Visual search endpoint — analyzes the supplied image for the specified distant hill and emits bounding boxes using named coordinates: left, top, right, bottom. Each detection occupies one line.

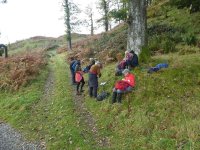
left=7, top=33, right=88, bottom=55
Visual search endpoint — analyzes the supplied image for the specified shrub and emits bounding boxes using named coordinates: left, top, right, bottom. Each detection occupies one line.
left=0, top=52, right=47, bottom=91
left=161, top=39, right=176, bottom=53
left=182, top=33, right=197, bottom=45
left=139, top=46, right=151, bottom=63
left=169, top=0, right=200, bottom=13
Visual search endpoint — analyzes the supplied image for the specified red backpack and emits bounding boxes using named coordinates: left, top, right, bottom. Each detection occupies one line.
left=114, top=80, right=130, bottom=90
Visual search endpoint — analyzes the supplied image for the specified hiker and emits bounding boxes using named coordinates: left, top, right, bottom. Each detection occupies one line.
left=124, top=51, right=133, bottom=68
left=69, top=57, right=77, bottom=85
left=115, top=53, right=126, bottom=76
left=115, top=59, right=126, bottom=76
left=124, top=50, right=139, bottom=69
left=129, top=50, right=139, bottom=68
left=112, top=69, right=135, bottom=103
left=75, top=62, right=85, bottom=95
left=88, top=61, right=102, bottom=98
left=83, top=58, right=95, bottom=73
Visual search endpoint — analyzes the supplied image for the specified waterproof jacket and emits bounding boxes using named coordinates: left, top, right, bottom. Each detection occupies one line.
left=89, top=64, right=101, bottom=77
left=70, top=60, right=76, bottom=71
left=122, top=73, right=135, bottom=87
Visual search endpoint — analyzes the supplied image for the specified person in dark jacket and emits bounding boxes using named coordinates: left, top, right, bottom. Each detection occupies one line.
left=125, top=50, right=139, bottom=69
left=69, top=57, right=77, bottom=85
left=88, top=61, right=102, bottom=98
left=130, top=50, right=139, bottom=68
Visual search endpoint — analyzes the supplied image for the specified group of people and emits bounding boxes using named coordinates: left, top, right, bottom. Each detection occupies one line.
left=70, top=57, right=102, bottom=97
left=115, top=50, right=138, bottom=76
left=69, top=50, right=138, bottom=104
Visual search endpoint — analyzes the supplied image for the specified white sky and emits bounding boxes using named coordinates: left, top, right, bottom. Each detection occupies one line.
left=0, top=0, right=100, bottom=44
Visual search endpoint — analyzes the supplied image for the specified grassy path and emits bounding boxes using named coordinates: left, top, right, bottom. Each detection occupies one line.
left=0, top=53, right=109, bottom=149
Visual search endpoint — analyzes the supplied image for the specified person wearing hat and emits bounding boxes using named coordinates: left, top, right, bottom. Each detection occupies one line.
left=112, top=69, right=135, bottom=103
left=88, top=61, right=102, bottom=98
left=83, top=59, right=96, bottom=73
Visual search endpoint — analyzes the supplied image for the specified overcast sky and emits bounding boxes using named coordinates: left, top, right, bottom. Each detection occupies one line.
left=0, top=0, right=100, bottom=44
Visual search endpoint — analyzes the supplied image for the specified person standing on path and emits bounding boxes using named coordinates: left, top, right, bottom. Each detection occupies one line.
left=88, top=61, right=102, bottom=98
left=75, top=61, right=85, bottom=95
left=69, top=57, right=77, bottom=85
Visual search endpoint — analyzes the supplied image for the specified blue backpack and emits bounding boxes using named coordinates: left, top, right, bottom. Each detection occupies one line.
left=156, top=63, right=168, bottom=69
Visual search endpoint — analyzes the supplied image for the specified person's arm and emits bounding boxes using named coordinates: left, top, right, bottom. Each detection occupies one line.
left=97, top=67, right=101, bottom=77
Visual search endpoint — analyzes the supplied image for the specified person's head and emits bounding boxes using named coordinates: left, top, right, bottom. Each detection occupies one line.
left=70, top=57, right=74, bottom=61
left=95, top=61, right=103, bottom=68
left=77, top=60, right=81, bottom=65
left=90, top=59, right=95, bottom=65
left=122, top=69, right=130, bottom=76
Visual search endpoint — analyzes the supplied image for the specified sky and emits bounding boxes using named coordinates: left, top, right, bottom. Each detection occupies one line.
left=0, top=0, right=100, bottom=44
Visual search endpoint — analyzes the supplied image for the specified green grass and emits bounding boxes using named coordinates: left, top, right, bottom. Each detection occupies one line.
left=0, top=53, right=93, bottom=149
left=84, top=53, right=200, bottom=149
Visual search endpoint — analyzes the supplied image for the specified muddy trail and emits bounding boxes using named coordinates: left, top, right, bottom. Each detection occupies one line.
left=72, top=84, right=111, bottom=149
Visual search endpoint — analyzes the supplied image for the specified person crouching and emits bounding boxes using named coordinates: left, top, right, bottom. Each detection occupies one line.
left=112, top=69, right=135, bottom=103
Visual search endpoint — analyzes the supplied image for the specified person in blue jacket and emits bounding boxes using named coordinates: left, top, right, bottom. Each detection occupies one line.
left=69, top=57, right=77, bottom=85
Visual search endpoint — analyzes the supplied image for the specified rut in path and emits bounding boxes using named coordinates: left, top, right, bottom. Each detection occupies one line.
left=72, top=84, right=111, bottom=149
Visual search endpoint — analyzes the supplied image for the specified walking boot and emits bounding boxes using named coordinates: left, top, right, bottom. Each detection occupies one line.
left=112, top=92, right=117, bottom=103
left=76, top=91, right=81, bottom=95
left=117, top=93, right=122, bottom=103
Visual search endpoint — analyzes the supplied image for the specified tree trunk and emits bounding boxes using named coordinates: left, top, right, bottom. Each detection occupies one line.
left=103, top=0, right=109, bottom=32
left=90, top=13, right=94, bottom=36
left=65, top=0, right=72, bottom=50
left=127, top=0, right=147, bottom=55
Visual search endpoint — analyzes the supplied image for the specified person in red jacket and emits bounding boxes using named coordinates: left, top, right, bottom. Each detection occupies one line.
left=112, top=69, right=135, bottom=103
left=75, top=62, right=85, bottom=95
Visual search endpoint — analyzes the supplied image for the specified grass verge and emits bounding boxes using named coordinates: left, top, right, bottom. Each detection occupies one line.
left=0, top=53, right=91, bottom=149
left=84, top=53, right=200, bottom=149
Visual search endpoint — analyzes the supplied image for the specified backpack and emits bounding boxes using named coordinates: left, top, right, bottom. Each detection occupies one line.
left=96, top=91, right=110, bottom=101
left=114, top=80, right=130, bottom=90
left=156, top=63, right=168, bottom=69
left=75, top=72, right=83, bottom=82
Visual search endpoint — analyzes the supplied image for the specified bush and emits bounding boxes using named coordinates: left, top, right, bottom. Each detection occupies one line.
left=169, top=0, right=200, bottom=13
left=161, top=39, right=176, bottom=53
left=0, top=52, right=47, bottom=91
left=182, top=33, right=197, bottom=45
left=139, top=46, right=151, bottom=63
left=148, top=35, right=162, bottom=54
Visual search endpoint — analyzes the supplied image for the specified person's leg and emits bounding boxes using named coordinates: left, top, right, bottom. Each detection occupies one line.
left=76, top=82, right=81, bottom=95
left=112, top=88, right=117, bottom=103
left=80, top=78, right=85, bottom=92
left=93, top=86, right=98, bottom=98
left=89, top=87, right=93, bottom=97
left=117, top=93, right=122, bottom=103
left=112, top=92, right=117, bottom=103
left=70, top=70, right=74, bottom=84
left=71, top=71, right=76, bottom=84
left=116, top=89, right=123, bottom=103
